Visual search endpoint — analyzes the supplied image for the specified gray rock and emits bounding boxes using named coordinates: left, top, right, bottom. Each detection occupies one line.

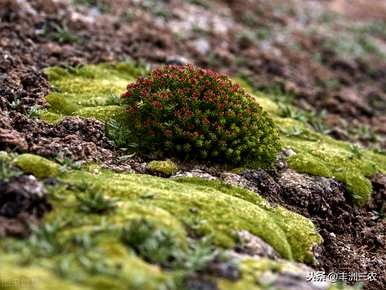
left=236, top=230, right=281, bottom=260
left=193, top=38, right=210, bottom=54
left=166, top=55, right=190, bottom=65
left=172, top=169, right=216, bottom=180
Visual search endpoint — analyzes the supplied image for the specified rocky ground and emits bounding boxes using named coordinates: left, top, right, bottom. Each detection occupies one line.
left=0, top=1, right=385, bottom=290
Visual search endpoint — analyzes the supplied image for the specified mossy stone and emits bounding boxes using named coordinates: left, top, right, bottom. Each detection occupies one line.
left=146, top=160, right=178, bottom=177
left=13, top=154, right=61, bottom=178
left=58, top=168, right=322, bottom=263
left=287, top=153, right=333, bottom=178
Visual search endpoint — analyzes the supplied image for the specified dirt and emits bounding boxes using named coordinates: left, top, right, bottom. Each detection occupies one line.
left=0, top=0, right=385, bottom=289
left=239, top=169, right=386, bottom=290
left=1, top=0, right=385, bottom=151
left=0, top=175, right=52, bottom=237
left=329, top=0, right=386, bottom=20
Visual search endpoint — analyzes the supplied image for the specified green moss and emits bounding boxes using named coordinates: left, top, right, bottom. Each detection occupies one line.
left=335, top=172, right=372, bottom=206
left=9, top=63, right=374, bottom=289
left=42, top=64, right=139, bottom=147
left=219, top=258, right=282, bottom=290
left=282, top=128, right=385, bottom=205
left=41, top=62, right=386, bottom=204
left=174, top=177, right=322, bottom=263
left=0, top=153, right=22, bottom=181
left=45, top=93, right=80, bottom=115
left=249, top=89, right=385, bottom=206
left=287, top=153, right=333, bottom=178
left=38, top=110, right=65, bottom=124
left=41, top=63, right=386, bottom=204
left=146, top=160, right=178, bottom=177
left=0, top=249, right=174, bottom=290
left=13, top=154, right=61, bottom=178
left=253, top=92, right=280, bottom=114
left=76, top=106, right=124, bottom=123
left=235, top=81, right=385, bottom=205
left=268, top=113, right=385, bottom=206
left=0, top=260, right=90, bottom=290
left=14, top=62, right=382, bottom=290
left=57, top=168, right=321, bottom=263
left=0, top=159, right=323, bottom=289
left=43, top=64, right=136, bottom=124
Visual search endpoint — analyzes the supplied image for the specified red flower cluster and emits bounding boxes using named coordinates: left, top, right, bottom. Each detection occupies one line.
left=121, top=64, right=281, bottom=165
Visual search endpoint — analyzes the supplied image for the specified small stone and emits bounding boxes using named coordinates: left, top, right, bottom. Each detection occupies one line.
left=172, top=169, right=216, bottom=180
left=236, top=230, right=281, bottom=260
left=283, top=148, right=296, bottom=157
left=193, top=38, right=210, bottom=54
left=166, top=55, right=190, bottom=65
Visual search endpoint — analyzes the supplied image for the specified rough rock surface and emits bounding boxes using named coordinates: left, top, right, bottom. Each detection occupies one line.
left=0, top=175, right=51, bottom=237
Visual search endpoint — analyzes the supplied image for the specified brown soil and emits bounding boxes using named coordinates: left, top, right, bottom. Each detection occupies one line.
left=241, top=169, right=386, bottom=290
left=1, top=0, right=385, bottom=150
left=329, top=0, right=386, bottom=20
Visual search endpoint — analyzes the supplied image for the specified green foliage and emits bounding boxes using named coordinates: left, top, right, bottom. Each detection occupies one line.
left=371, top=201, right=385, bottom=222
left=122, top=65, right=281, bottom=166
left=57, top=167, right=322, bottom=263
left=28, top=105, right=44, bottom=118
left=121, top=218, right=229, bottom=273
left=106, top=117, right=136, bottom=149
left=178, top=237, right=218, bottom=273
left=356, top=20, right=386, bottom=39
left=0, top=154, right=324, bottom=289
left=121, top=218, right=185, bottom=267
left=356, top=125, right=379, bottom=142
left=146, top=160, right=178, bottom=177
left=0, top=157, right=21, bottom=182
left=76, top=190, right=117, bottom=214
left=278, top=104, right=330, bottom=134
left=42, top=64, right=139, bottom=132
left=52, top=23, right=80, bottom=44
left=27, top=217, right=69, bottom=257
left=349, top=144, right=364, bottom=159
left=9, top=97, right=21, bottom=109
left=53, top=155, right=82, bottom=172
left=187, top=0, right=211, bottom=8
left=39, top=62, right=386, bottom=205
left=39, top=21, right=81, bottom=44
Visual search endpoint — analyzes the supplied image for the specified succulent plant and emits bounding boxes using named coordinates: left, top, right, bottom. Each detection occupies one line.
left=122, top=64, right=281, bottom=166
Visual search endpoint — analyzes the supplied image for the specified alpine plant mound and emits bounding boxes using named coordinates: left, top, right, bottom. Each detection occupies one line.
left=121, top=65, right=281, bottom=166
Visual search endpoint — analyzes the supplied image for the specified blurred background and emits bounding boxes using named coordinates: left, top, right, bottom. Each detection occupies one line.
left=1, top=0, right=386, bottom=150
